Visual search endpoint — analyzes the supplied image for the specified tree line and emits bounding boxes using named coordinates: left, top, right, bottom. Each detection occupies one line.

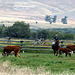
left=0, top=21, right=74, bottom=40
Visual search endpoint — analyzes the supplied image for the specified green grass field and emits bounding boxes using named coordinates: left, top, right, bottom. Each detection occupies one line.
left=0, top=52, right=75, bottom=74
left=0, top=39, right=75, bottom=74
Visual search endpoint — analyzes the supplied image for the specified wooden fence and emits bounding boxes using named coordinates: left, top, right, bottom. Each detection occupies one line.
left=0, top=38, right=75, bottom=53
left=0, top=38, right=52, bottom=53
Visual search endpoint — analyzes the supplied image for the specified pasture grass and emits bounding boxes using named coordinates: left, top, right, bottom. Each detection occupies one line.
left=0, top=52, right=75, bottom=74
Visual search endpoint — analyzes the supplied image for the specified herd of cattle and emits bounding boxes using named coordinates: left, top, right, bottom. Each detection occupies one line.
left=1, top=44, right=75, bottom=57
left=52, top=40, right=75, bottom=57
left=59, top=45, right=75, bottom=57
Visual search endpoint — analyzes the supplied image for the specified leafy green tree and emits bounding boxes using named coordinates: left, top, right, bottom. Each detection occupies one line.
left=64, top=33, right=74, bottom=40
left=32, top=32, right=37, bottom=39
left=37, top=29, right=49, bottom=40
left=0, top=27, right=3, bottom=37
left=3, top=21, right=31, bottom=38
left=0, top=24, right=6, bottom=37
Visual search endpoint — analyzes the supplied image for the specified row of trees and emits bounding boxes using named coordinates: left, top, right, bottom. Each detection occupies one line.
left=0, top=21, right=30, bottom=38
left=32, top=30, right=74, bottom=40
left=45, top=15, right=67, bottom=24
left=0, top=21, right=74, bottom=40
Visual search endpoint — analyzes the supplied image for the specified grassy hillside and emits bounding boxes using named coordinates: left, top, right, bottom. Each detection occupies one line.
left=0, top=0, right=75, bottom=27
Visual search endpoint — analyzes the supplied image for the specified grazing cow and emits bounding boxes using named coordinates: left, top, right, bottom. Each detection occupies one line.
left=59, top=47, right=71, bottom=57
left=2, top=45, right=21, bottom=57
left=66, top=45, right=75, bottom=53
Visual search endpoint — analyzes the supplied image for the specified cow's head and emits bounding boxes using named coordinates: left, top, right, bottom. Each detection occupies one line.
left=2, top=52, right=7, bottom=57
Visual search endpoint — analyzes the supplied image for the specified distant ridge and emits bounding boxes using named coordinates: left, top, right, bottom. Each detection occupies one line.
left=0, top=0, right=75, bottom=28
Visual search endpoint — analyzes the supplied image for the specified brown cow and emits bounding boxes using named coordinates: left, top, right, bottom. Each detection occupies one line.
left=66, top=45, right=75, bottom=53
left=2, top=45, right=21, bottom=57
left=59, top=47, right=71, bottom=57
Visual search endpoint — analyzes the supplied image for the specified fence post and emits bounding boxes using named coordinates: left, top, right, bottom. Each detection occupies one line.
left=7, top=37, right=11, bottom=43
left=74, top=41, right=75, bottom=44
left=20, top=41, right=24, bottom=53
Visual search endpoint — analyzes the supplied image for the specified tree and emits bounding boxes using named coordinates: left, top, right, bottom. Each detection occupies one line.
left=3, top=21, right=31, bottom=38
left=0, top=24, right=6, bottom=37
left=32, top=32, right=37, bottom=39
left=37, top=29, right=49, bottom=40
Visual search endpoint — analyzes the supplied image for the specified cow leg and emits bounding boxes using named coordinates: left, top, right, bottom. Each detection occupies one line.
left=74, top=50, right=75, bottom=53
left=59, top=50, right=62, bottom=57
left=14, top=52, right=17, bottom=57
left=17, top=51, right=20, bottom=57
left=69, top=53, right=71, bottom=57
left=65, top=53, right=67, bottom=57
left=18, top=53, right=20, bottom=57
left=7, top=53, right=9, bottom=56
left=67, top=52, right=71, bottom=57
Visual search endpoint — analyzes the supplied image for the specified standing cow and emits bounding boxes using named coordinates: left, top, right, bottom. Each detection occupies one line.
left=66, top=45, right=75, bottom=53
left=59, top=47, right=71, bottom=57
left=2, top=45, right=21, bottom=57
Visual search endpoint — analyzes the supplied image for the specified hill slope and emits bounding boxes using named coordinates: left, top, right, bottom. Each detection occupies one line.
left=0, top=0, right=75, bottom=28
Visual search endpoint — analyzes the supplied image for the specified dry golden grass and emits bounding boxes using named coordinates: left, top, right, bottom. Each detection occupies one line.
left=0, top=61, right=50, bottom=75
left=0, top=60, right=75, bottom=75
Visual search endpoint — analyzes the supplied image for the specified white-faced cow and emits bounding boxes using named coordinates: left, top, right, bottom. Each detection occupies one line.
left=2, top=45, right=21, bottom=57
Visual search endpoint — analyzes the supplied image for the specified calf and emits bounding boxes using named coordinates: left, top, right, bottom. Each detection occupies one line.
left=59, top=47, right=71, bottom=57
left=2, top=45, right=21, bottom=57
